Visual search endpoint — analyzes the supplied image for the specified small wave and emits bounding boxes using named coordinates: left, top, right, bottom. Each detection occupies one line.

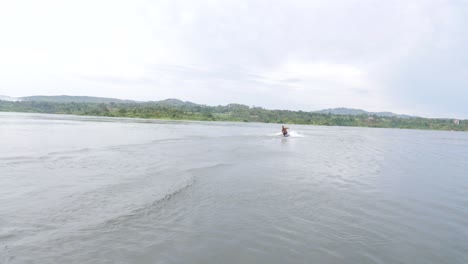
left=150, top=137, right=203, bottom=144
left=186, top=162, right=233, bottom=173
left=8, top=173, right=197, bottom=247
left=89, top=162, right=233, bottom=229
left=47, top=148, right=91, bottom=156
left=1, top=245, right=15, bottom=264
left=100, top=176, right=196, bottom=227
left=0, top=149, right=92, bottom=165
left=0, top=156, right=35, bottom=162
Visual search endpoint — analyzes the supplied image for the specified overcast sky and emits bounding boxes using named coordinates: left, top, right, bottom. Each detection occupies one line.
left=1, top=0, right=467, bottom=118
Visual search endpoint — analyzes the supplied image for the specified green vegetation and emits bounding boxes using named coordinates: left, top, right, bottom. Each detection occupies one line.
left=0, top=100, right=466, bottom=131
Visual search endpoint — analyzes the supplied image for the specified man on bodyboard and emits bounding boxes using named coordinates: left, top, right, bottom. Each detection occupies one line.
left=282, top=126, right=289, bottom=137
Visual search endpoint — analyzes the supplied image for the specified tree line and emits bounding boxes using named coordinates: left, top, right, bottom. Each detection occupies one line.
left=0, top=100, right=466, bottom=131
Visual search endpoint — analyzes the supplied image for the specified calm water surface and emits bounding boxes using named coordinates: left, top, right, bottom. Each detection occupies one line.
left=1, top=112, right=467, bottom=264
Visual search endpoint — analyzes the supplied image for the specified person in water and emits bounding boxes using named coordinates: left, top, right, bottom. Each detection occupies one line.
left=282, top=126, right=289, bottom=136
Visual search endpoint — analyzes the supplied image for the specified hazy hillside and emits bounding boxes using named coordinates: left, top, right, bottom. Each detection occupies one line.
left=147, top=98, right=199, bottom=107
left=315, top=108, right=416, bottom=118
left=0, top=95, right=441, bottom=120
left=18, top=95, right=199, bottom=107
left=19, top=95, right=136, bottom=104
left=0, top=95, right=21, bottom=102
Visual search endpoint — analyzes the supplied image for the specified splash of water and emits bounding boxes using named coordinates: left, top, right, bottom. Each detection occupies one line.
left=271, top=131, right=304, bottom=137
left=287, top=131, right=304, bottom=137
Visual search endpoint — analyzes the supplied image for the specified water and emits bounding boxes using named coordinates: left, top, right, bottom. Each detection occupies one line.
left=1, top=112, right=467, bottom=264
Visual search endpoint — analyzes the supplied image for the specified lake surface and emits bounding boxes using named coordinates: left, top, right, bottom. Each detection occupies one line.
left=1, top=112, right=467, bottom=264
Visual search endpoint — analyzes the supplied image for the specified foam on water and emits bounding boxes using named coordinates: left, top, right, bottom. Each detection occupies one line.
left=271, top=131, right=305, bottom=137
left=287, top=131, right=304, bottom=137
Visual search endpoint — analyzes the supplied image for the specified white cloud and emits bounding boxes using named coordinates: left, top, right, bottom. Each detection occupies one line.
left=0, top=0, right=467, bottom=117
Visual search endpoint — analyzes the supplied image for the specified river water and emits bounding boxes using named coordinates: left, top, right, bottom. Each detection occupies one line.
left=1, top=112, right=467, bottom=264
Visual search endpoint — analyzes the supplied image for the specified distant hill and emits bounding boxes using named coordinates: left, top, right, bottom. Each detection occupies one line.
left=149, top=98, right=198, bottom=107
left=0, top=95, right=21, bottom=102
left=0, top=95, right=417, bottom=118
left=18, top=95, right=199, bottom=107
left=315, top=108, right=416, bottom=118
left=19, top=95, right=136, bottom=104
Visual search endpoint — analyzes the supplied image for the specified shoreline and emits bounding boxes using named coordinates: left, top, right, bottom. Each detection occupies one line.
left=1, top=110, right=466, bottom=133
